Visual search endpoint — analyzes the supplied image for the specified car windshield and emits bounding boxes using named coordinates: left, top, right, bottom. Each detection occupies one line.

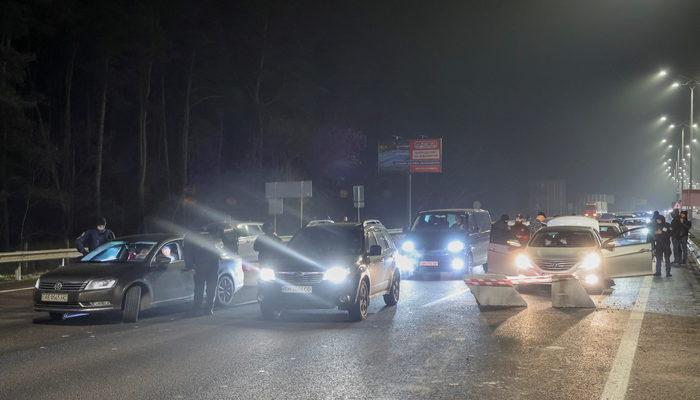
left=412, top=212, right=467, bottom=231
left=81, top=241, right=158, bottom=263
left=599, top=226, right=621, bottom=238
left=288, top=226, right=363, bottom=256
left=530, top=230, right=595, bottom=248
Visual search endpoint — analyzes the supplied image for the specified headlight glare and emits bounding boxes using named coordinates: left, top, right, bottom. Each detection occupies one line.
left=259, top=268, right=275, bottom=281
left=580, top=253, right=601, bottom=270
left=447, top=240, right=465, bottom=253
left=515, top=254, right=534, bottom=270
left=323, top=266, right=349, bottom=283
left=84, top=279, right=117, bottom=290
left=401, top=241, right=416, bottom=252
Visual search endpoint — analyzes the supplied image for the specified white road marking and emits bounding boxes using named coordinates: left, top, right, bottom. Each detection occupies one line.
left=0, top=287, right=33, bottom=294
left=422, top=288, right=468, bottom=308
left=600, top=275, right=653, bottom=400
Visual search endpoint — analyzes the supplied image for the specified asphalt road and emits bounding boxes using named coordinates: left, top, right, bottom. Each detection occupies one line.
left=0, top=267, right=698, bottom=400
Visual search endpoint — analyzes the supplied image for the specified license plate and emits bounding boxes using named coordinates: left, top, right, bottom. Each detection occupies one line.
left=281, top=285, right=312, bottom=294
left=420, top=261, right=439, bottom=267
left=41, top=293, right=68, bottom=302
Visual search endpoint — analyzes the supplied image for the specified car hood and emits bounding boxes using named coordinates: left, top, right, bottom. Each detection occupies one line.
left=404, top=231, right=466, bottom=251
left=271, top=253, right=361, bottom=272
left=40, top=262, right=142, bottom=281
left=525, top=247, right=597, bottom=260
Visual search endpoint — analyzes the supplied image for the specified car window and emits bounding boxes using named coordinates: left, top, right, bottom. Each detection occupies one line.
left=609, top=227, right=650, bottom=247
left=156, top=241, right=182, bottom=262
left=475, top=212, right=491, bottom=232
left=81, top=241, right=158, bottom=263
left=366, top=230, right=379, bottom=251
left=247, top=225, right=263, bottom=235
left=372, top=230, right=390, bottom=250
left=530, top=230, right=595, bottom=248
left=599, top=225, right=621, bottom=238
left=288, top=226, right=363, bottom=256
left=412, top=212, right=467, bottom=231
left=381, top=230, right=396, bottom=250
left=468, top=214, right=479, bottom=233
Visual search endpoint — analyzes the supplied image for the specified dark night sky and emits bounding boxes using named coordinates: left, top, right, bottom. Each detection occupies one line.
left=329, top=0, right=700, bottom=212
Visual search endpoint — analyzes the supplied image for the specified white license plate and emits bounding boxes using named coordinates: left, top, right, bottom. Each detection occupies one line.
left=281, top=285, right=312, bottom=294
left=41, top=293, right=68, bottom=302
left=420, top=261, right=439, bottom=267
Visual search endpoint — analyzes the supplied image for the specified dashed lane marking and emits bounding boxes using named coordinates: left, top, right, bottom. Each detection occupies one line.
left=600, top=275, right=653, bottom=400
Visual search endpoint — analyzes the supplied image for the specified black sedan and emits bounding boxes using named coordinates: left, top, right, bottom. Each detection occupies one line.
left=33, top=234, right=243, bottom=322
left=257, top=222, right=400, bottom=321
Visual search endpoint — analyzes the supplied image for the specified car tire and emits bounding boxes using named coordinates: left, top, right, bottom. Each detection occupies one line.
left=49, top=312, right=64, bottom=321
left=383, top=272, right=400, bottom=306
left=122, top=286, right=142, bottom=323
left=260, top=301, right=279, bottom=320
left=216, top=274, right=235, bottom=307
left=348, top=279, right=370, bottom=321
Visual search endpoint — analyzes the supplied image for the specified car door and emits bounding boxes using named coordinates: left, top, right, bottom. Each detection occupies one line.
left=375, top=229, right=395, bottom=289
left=602, top=227, right=654, bottom=278
left=467, top=212, right=489, bottom=266
left=365, top=230, right=385, bottom=295
left=148, top=241, right=191, bottom=303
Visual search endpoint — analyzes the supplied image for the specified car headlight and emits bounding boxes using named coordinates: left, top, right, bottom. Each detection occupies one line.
left=84, top=279, right=117, bottom=290
left=515, top=254, right=534, bottom=270
left=401, top=241, right=416, bottom=252
left=323, top=266, right=349, bottom=284
left=447, top=240, right=465, bottom=253
left=34, top=278, right=40, bottom=289
left=259, top=267, right=275, bottom=281
left=580, top=253, right=601, bottom=270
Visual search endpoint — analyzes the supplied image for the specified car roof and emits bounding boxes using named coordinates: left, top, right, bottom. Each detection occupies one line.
left=537, top=226, right=598, bottom=234
left=116, top=233, right=182, bottom=243
left=547, top=216, right=599, bottom=231
left=418, top=209, right=487, bottom=214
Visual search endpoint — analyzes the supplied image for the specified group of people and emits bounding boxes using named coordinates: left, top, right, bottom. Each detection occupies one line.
left=75, top=217, right=283, bottom=317
left=490, top=211, right=547, bottom=245
left=649, top=210, right=692, bottom=278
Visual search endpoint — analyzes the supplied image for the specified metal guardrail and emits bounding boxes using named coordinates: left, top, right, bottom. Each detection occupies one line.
left=0, top=248, right=81, bottom=281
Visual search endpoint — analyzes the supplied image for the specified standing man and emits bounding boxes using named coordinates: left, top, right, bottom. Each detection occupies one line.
left=529, top=211, right=547, bottom=236
left=511, top=214, right=530, bottom=245
left=75, top=217, right=115, bottom=255
left=185, top=226, right=222, bottom=316
left=653, top=215, right=672, bottom=277
left=254, top=222, right=283, bottom=265
left=670, top=211, right=682, bottom=264
left=679, top=211, right=692, bottom=266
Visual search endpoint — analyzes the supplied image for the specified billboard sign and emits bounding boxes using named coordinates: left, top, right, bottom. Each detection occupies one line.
left=265, top=181, right=312, bottom=199
left=378, top=137, right=410, bottom=173
left=409, top=138, right=442, bottom=173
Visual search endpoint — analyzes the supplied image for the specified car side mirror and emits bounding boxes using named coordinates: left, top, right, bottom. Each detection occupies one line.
left=368, top=245, right=382, bottom=257
left=602, top=241, right=615, bottom=251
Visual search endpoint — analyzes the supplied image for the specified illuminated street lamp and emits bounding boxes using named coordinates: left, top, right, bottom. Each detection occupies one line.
left=660, top=115, right=668, bottom=122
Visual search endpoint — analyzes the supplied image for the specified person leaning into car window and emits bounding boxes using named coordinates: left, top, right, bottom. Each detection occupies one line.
left=254, top=222, right=283, bottom=265
left=159, top=245, right=175, bottom=262
left=75, top=217, right=116, bottom=255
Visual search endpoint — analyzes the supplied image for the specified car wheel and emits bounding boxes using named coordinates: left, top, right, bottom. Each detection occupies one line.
left=49, top=312, right=64, bottom=322
left=216, top=274, right=235, bottom=307
left=260, top=301, right=279, bottom=320
left=383, top=272, right=400, bottom=306
left=348, top=279, right=370, bottom=321
left=122, top=286, right=142, bottom=323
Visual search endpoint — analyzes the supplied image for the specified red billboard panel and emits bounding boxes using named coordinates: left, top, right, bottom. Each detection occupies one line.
left=409, top=138, right=442, bottom=173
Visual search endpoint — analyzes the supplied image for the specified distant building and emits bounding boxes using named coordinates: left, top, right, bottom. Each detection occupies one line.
left=529, top=180, right=566, bottom=217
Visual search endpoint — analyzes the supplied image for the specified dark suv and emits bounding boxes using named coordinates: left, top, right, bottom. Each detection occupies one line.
left=257, top=222, right=400, bottom=321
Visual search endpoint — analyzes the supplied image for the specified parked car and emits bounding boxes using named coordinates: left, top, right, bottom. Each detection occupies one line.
left=33, top=233, right=243, bottom=322
left=257, top=222, right=399, bottom=321
left=236, top=222, right=264, bottom=262
left=487, top=216, right=652, bottom=293
left=398, top=209, right=492, bottom=276
left=598, top=221, right=623, bottom=240
left=306, top=219, right=335, bottom=227
left=622, top=218, right=649, bottom=230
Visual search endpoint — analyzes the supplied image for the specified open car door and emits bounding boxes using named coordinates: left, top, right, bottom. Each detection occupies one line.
left=602, top=227, right=654, bottom=278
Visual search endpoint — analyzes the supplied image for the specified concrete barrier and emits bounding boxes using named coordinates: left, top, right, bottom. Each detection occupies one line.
left=464, top=274, right=527, bottom=308
left=550, top=275, right=595, bottom=308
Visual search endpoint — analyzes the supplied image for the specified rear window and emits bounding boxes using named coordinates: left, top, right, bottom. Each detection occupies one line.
left=599, top=225, right=621, bottom=238
left=530, top=230, right=595, bottom=248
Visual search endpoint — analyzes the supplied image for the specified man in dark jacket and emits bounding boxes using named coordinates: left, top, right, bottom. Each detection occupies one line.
left=490, top=214, right=513, bottom=244
left=254, top=222, right=283, bottom=265
left=647, top=211, right=660, bottom=253
left=185, top=226, right=222, bottom=316
left=679, top=210, right=692, bottom=265
left=75, top=217, right=115, bottom=255
left=529, top=211, right=547, bottom=236
left=653, top=215, right=672, bottom=277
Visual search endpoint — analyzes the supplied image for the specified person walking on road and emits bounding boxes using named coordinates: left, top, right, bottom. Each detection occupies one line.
left=75, top=217, right=115, bottom=255
left=679, top=210, right=692, bottom=266
left=254, top=222, right=283, bottom=265
left=185, top=226, right=222, bottom=316
left=529, top=211, right=547, bottom=236
left=653, top=215, right=672, bottom=277
left=670, top=211, right=682, bottom=264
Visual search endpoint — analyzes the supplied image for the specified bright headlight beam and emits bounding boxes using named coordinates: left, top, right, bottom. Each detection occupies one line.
left=580, top=253, right=601, bottom=270
left=323, top=266, right=349, bottom=283
left=84, top=279, right=117, bottom=290
left=259, top=267, right=275, bottom=281
left=515, top=254, right=533, bottom=270
left=447, top=240, right=465, bottom=253
left=401, top=241, right=415, bottom=252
